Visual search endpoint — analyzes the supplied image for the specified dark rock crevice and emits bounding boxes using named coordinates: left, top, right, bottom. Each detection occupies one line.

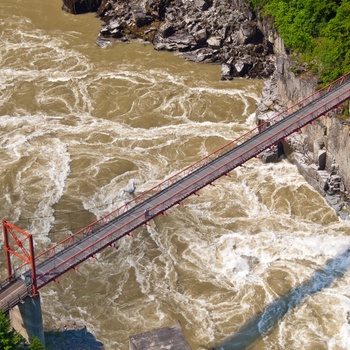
left=62, top=0, right=102, bottom=14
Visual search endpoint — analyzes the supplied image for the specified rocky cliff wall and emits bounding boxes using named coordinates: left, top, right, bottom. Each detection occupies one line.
left=255, top=13, right=350, bottom=219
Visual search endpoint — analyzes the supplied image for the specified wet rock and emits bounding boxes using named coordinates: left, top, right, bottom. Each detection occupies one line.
left=124, top=179, right=138, bottom=195
left=339, top=211, right=350, bottom=220
left=95, top=36, right=113, bottom=47
left=325, top=193, right=341, bottom=206
left=154, top=31, right=197, bottom=52
left=260, top=148, right=278, bottom=163
left=180, top=47, right=214, bottom=62
left=101, top=19, right=125, bottom=38
left=221, top=63, right=233, bottom=80
left=233, top=60, right=251, bottom=77
left=334, top=202, right=344, bottom=212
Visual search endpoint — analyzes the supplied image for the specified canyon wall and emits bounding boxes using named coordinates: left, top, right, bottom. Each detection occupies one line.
left=255, top=14, right=350, bottom=218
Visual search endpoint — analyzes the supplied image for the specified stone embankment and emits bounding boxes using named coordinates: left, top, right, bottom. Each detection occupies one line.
left=62, top=0, right=350, bottom=217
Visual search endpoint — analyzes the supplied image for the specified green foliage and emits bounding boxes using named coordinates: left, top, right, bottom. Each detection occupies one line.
left=0, top=309, right=26, bottom=350
left=29, top=336, right=46, bottom=350
left=316, top=1, right=350, bottom=83
left=249, top=0, right=350, bottom=84
left=263, top=0, right=339, bottom=52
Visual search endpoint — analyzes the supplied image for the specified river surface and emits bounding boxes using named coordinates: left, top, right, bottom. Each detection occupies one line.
left=1, top=1, right=350, bottom=349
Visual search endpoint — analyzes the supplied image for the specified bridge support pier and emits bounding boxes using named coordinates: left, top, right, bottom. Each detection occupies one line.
left=10, top=293, right=45, bottom=346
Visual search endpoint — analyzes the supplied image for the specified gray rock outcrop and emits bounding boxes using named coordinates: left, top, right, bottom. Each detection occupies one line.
left=94, top=0, right=275, bottom=79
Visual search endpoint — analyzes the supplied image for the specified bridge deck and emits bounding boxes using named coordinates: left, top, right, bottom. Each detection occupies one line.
left=1, top=74, right=350, bottom=312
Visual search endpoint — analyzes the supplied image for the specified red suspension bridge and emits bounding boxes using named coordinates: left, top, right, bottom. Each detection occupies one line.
left=1, top=73, right=350, bottom=312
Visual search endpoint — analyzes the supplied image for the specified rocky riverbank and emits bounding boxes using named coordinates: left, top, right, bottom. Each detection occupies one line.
left=63, top=0, right=275, bottom=80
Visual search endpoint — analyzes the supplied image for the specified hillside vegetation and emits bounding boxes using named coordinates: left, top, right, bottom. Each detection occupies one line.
left=249, top=0, right=350, bottom=84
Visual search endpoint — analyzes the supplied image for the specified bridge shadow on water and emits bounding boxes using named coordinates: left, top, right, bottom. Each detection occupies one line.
left=45, top=323, right=105, bottom=350
left=212, top=247, right=350, bottom=350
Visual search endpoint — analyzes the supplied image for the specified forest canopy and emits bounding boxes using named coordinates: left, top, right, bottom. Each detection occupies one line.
left=249, top=0, right=350, bottom=84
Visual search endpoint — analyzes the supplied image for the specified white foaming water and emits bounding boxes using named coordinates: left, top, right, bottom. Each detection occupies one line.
left=2, top=1, right=350, bottom=350
left=1, top=114, right=72, bottom=240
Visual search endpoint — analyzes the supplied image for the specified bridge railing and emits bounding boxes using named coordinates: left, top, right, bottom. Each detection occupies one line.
left=33, top=72, right=350, bottom=266
left=0, top=281, right=32, bottom=313
left=0, top=277, right=13, bottom=291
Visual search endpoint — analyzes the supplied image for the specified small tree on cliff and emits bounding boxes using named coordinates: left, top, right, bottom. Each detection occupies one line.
left=29, top=336, right=46, bottom=350
left=0, top=309, right=26, bottom=349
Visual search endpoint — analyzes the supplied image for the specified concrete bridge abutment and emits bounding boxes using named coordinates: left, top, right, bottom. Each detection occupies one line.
left=9, top=293, right=45, bottom=346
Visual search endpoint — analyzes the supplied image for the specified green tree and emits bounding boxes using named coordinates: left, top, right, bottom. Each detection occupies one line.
left=263, top=0, right=339, bottom=52
left=29, top=336, right=46, bottom=350
left=0, top=309, right=26, bottom=350
left=315, top=1, right=350, bottom=83
left=249, top=0, right=349, bottom=84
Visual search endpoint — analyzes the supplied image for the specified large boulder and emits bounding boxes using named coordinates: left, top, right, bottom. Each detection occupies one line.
left=153, top=31, right=197, bottom=52
left=237, top=21, right=257, bottom=44
left=194, top=0, right=212, bottom=11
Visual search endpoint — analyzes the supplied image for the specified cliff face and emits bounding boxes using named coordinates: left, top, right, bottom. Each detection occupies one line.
left=255, top=14, right=350, bottom=218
